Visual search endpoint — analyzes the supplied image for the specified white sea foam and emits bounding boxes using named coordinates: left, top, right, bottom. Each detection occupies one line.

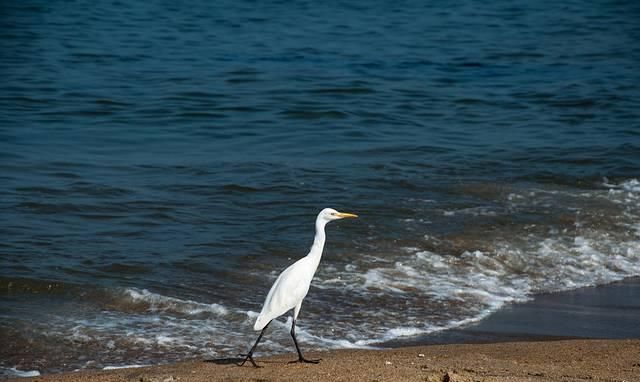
left=0, top=368, right=41, bottom=378
left=102, top=364, right=149, bottom=370
left=443, top=206, right=499, bottom=217
left=122, top=288, right=228, bottom=316
left=604, top=178, right=640, bottom=193
left=384, top=326, right=428, bottom=338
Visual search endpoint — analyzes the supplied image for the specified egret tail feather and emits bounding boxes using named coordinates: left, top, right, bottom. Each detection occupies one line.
left=253, top=313, right=271, bottom=331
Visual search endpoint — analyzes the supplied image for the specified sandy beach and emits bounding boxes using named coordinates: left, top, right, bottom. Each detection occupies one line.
left=10, top=339, right=639, bottom=382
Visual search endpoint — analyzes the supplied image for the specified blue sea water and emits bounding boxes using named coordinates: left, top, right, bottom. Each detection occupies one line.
left=1, top=0, right=640, bottom=375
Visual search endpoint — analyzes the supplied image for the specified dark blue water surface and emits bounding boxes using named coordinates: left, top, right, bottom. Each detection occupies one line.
left=1, top=0, right=640, bottom=375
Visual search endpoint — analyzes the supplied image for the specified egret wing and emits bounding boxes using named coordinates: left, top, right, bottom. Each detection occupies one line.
left=253, top=258, right=313, bottom=330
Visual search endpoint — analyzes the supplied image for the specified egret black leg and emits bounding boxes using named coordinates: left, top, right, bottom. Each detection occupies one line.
left=238, top=321, right=271, bottom=367
left=289, top=319, right=321, bottom=364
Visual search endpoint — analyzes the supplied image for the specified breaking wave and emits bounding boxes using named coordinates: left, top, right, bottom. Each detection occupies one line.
left=117, top=288, right=229, bottom=316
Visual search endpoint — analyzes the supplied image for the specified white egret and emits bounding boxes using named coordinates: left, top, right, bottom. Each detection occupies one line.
left=238, top=208, right=358, bottom=367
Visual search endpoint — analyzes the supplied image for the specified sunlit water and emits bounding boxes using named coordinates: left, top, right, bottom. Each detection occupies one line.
left=1, top=0, right=639, bottom=376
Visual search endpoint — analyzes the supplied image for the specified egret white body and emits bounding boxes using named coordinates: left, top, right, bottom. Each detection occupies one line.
left=238, top=208, right=357, bottom=367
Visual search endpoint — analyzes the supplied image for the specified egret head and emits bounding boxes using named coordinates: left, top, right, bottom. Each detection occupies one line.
left=318, top=208, right=358, bottom=223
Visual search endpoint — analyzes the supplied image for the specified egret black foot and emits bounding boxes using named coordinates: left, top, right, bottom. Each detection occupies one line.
left=237, top=353, right=260, bottom=368
left=289, top=357, right=321, bottom=364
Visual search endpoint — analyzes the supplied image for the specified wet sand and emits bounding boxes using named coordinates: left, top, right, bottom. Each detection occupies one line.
left=388, top=277, right=640, bottom=347
left=10, top=339, right=640, bottom=382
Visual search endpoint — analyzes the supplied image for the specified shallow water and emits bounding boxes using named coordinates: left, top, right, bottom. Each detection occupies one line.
left=1, top=0, right=640, bottom=375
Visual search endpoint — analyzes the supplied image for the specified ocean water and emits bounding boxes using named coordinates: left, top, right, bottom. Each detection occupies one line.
left=1, top=0, right=640, bottom=376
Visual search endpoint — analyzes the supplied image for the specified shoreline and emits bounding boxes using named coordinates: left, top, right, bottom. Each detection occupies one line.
left=4, top=277, right=640, bottom=380
left=8, top=339, right=640, bottom=381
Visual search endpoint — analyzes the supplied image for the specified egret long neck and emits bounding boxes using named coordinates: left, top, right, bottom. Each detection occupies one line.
left=308, top=220, right=327, bottom=264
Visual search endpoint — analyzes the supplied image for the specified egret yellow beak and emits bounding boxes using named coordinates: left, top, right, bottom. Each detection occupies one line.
left=336, top=212, right=358, bottom=218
